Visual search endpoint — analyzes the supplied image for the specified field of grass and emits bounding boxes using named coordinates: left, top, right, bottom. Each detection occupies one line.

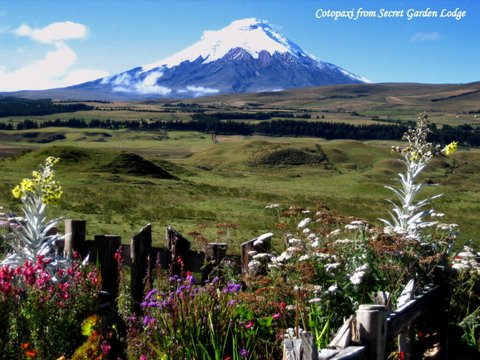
left=0, top=126, right=478, bottom=252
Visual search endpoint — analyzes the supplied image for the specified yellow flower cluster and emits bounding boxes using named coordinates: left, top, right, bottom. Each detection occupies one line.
left=442, top=141, right=458, bottom=156
left=11, top=157, right=62, bottom=204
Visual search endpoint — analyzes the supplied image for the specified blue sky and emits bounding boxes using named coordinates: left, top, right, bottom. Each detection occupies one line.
left=0, top=0, right=478, bottom=91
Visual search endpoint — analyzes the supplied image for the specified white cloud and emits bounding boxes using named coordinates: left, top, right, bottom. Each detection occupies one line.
left=178, top=85, right=219, bottom=97
left=134, top=71, right=171, bottom=95
left=412, top=32, right=442, bottom=43
left=109, top=70, right=171, bottom=95
left=0, top=21, right=108, bottom=91
left=12, top=21, right=87, bottom=44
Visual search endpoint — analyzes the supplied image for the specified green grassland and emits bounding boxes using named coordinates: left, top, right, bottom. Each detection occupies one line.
left=1, top=82, right=479, bottom=250
left=0, top=127, right=478, bottom=252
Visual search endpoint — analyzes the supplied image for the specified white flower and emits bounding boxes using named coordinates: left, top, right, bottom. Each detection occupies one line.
left=325, top=262, right=340, bottom=273
left=286, top=246, right=302, bottom=253
left=349, top=271, right=365, bottom=285
left=299, top=254, right=310, bottom=262
left=327, top=229, right=341, bottom=237
left=265, top=204, right=281, bottom=209
left=288, top=238, right=303, bottom=246
left=350, top=220, right=365, bottom=226
left=311, top=240, right=319, bottom=248
left=302, top=228, right=311, bottom=234
left=253, top=253, right=271, bottom=260
left=298, top=218, right=311, bottom=229
left=334, top=239, right=355, bottom=244
left=328, top=284, right=338, bottom=293
left=308, top=297, right=322, bottom=303
left=302, top=210, right=311, bottom=214
left=248, top=250, right=258, bottom=256
left=248, top=259, right=262, bottom=270
left=349, top=264, right=368, bottom=285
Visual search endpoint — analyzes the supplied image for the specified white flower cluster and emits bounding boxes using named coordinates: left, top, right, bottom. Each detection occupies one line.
left=349, top=264, right=368, bottom=286
left=451, top=246, right=480, bottom=272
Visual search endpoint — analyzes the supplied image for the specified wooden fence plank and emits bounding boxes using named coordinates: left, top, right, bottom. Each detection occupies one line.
left=386, top=285, right=442, bottom=340
left=166, top=225, right=191, bottom=275
left=397, top=280, right=416, bottom=360
left=329, top=316, right=354, bottom=350
left=330, top=346, right=365, bottom=360
left=355, top=304, right=387, bottom=360
left=130, top=224, right=152, bottom=313
left=64, top=219, right=86, bottom=258
left=94, top=234, right=121, bottom=301
left=283, top=331, right=318, bottom=360
left=241, top=232, right=272, bottom=276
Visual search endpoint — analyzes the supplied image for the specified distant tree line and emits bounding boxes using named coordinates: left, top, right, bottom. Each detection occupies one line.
left=4, top=116, right=480, bottom=147
left=191, top=112, right=311, bottom=121
left=0, top=97, right=92, bottom=117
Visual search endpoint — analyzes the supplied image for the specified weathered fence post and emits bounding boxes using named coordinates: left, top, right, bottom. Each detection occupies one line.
left=130, top=224, right=152, bottom=313
left=166, top=225, right=191, bottom=275
left=94, top=234, right=121, bottom=301
left=397, top=280, right=416, bottom=360
left=64, top=219, right=87, bottom=258
left=202, top=242, right=228, bottom=283
left=283, top=331, right=318, bottom=360
left=241, top=232, right=272, bottom=277
left=355, top=304, right=387, bottom=360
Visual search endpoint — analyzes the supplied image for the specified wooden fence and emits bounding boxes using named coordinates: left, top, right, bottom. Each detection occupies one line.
left=284, top=272, right=449, bottom=360
left=62, top=219, right=272, bottom=312
left=61, top=219, right=449, bottom=359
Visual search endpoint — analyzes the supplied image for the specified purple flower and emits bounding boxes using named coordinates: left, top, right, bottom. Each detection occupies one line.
left=143, top=315, right=156, bottom=326
left=240, top=348, right=249, bottom=358
left=223, top=282, right=241, bottom=293
left=145, top=289, right=157, bottom=300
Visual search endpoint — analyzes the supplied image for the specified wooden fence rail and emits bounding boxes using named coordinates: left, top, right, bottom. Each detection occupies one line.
left=286, top=276, right=448, bottom=360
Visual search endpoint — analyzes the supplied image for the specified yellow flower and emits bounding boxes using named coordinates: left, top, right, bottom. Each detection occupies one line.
left=11, top=157, right=62, bottom=204
left=81, top=315, right=99, bottom=336
left=442, top=141, right=458, bottom=156
left=409, top=151, right=420, bottom=162
left=12, top=185, right=22, bottom=199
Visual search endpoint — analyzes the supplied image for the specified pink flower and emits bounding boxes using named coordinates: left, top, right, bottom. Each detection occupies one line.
left=101, top=341, right=111, bottom=355
left=245, top=320, right=254, bottom=329
left=140, top=355, right=147, bottom=360
left=272, top=313, right=281, bottom=320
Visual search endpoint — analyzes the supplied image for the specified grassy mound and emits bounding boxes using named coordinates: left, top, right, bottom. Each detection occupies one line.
left=0, top=132, right=66, bottom=144
left=247, top=145, right=328, bottom=167
left=100, top=152, right=177, bottom=179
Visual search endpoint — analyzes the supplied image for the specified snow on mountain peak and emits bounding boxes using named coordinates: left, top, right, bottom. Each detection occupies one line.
left=141, top=18, right=308, bottom=72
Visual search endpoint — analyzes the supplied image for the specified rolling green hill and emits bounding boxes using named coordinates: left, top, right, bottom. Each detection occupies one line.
left=0, top=136, right=477, bottom=251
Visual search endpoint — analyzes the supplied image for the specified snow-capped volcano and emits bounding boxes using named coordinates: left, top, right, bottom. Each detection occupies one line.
left=141, top=18, right=312, bottom=70
left=16, top=18, right=368, bottom=100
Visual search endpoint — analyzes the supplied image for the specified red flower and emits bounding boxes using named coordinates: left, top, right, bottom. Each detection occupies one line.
left=397, top=351, right=405, bottom=360
left=25, top=349, right=37, bottom=358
